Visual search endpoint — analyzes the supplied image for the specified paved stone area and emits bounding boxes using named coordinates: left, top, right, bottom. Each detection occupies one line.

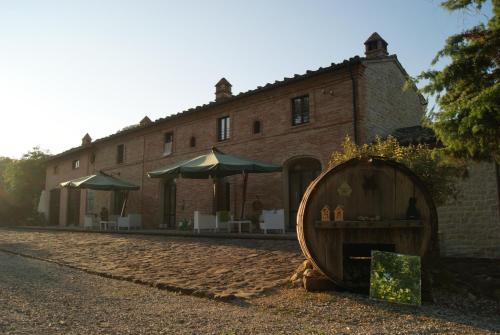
left=0, top=229, right=304, bottom=299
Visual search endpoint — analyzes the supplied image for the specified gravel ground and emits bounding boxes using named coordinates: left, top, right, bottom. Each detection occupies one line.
left=1, top=251, right=499, bottom=335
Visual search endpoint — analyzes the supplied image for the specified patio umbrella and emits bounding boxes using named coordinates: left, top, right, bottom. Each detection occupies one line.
left=60, top=172, right=139, bottom=216
left=148, top=147, right=282, bottom=217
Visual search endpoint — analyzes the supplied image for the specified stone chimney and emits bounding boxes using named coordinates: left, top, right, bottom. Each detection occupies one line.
left=364, top=32, right=388, bottom=58
left=140, top=116, right=152, bottom=126
left=82, top=133, right=92, bottom=146
left=215, top=78, right=232, bottom=102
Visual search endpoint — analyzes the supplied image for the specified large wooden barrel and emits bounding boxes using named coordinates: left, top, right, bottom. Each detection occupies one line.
left=297, top=157, right=438, bottom=289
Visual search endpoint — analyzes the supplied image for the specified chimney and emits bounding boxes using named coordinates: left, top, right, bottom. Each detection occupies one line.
left=140, top=116, right=152, bottom=126
left=364, top=32, right=388, bottom=59
left=215, top=78, right=232, bottom=102
left=82, top=133, right=92, bottom=146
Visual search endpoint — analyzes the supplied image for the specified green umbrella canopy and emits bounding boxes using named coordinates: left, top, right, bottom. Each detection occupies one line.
left=148, top=147, right=282, bottom=179
left=60, top=174, right=140, bottom=191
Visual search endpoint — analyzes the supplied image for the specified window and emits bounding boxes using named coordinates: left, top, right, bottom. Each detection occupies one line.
left=71, top=160, right=80, bottom=169
left=164, top=132, right=173, bottom=155
left=190, top=136, right=196, bottom=148
left=217, top=116, right=230, bottom=141
left=117, top=144, right=124, bottom=164
left=53, top=165, right=58, bottom=174
left=253, top=120, right=261, bottom=134
left=291, top=95, right=310, bottom=126
left=86, top=190, right=94, bottom=214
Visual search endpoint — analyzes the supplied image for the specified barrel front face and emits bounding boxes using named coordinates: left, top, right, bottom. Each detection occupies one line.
left=297, top=158, right=437, bottom=289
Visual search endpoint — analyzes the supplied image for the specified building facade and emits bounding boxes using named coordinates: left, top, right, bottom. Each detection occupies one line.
left=43, top=33, right=499, bottom=258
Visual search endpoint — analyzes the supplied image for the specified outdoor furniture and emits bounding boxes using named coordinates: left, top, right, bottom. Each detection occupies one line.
left=148, top=147, right=282, bottom=218
left=117, top=214, right=142, bottom=230
left=228, top=219, right=253, bottom=233
left=83, top=214, right=99, bottom=230
left=259, top=209, right=285, bottom=234
left=194, top=211, right=216, bottom=233
left=215, top=211, right=231, bottom=232
left=60, top=173, right=140, bottom=218
left=100, top=215, right=118, bottom=230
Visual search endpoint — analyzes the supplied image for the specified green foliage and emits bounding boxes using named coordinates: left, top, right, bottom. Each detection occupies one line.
left=370, top=251, right=421, bottom=306
left=330, top=136, right=465, bottom=206
left=178, top=218, right=192, bottom=231
left=0, top=147, right=50, bottom=225
left=416, top=0, right=500, bottom=162
left=0, top=157, right=15, bottom=224
left=217, top=210, right=231, bottom=222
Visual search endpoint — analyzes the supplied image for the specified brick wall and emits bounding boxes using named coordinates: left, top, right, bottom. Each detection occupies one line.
left=44, top=55, right=499, bottom=259
left=361, top=57, right=426, bottom=142
left=45, top=150, right=91, bottom=226
left=437, top=162, right=500, bottom=258
left=360, top=59, right=500, bottom=259
left=45, top=65, right=358, bottom=229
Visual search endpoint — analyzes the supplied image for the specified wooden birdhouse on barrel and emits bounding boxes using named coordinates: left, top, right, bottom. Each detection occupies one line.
left=296, top=157, right=438, bottom=291
left=321, top=205, right=330, bottom=222
left=334, top=205, right=344, bottom=221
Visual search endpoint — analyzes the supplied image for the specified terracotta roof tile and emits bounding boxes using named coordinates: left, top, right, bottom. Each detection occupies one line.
left=47, top=56, right=365, bottom=161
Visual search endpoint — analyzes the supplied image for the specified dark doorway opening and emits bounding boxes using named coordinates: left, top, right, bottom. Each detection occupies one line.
left=163, top=180, right=176, bottom=228
left=216, top=179, right=231, bottom=212
left=49, top=188, right=60, bottom=226
left=288, top=158, right=321, bottom=229
left=66, top=188, right=80, bottom=226
left=343, top=243, right=395, bottom=292
left=113, top=191, right=127, bottom=215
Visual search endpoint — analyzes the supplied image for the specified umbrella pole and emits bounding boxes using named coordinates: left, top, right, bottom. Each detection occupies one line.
left=120, top=191, right=129, bottom=217
left=240, top=171, right=248, bottom=219
left=212, top=177, right=217, bottom=215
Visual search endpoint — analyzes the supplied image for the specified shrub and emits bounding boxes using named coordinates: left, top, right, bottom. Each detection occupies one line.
left=330, top=136, right=465, bottom=206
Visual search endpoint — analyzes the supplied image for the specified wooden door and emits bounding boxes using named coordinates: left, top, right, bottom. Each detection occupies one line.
left=289, top=158, right=321, bottom=229
left=66, top=188, right=80, bottom=226
left=216, top=179, right=231, bottom=212
left=49, top=188, right=60, bottom=226
left=163, top=180, right=176, bottom=228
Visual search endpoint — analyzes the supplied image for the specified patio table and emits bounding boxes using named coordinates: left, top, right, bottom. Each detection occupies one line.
left=100, top=220, right=117, bottom=230
left=228, top=219, right=252, bottom=233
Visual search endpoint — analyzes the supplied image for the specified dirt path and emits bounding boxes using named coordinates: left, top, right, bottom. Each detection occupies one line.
left=0, top=229, right=304, bottom=299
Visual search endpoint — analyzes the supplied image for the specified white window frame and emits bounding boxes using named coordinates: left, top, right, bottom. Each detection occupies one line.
left=164, top=132, right=173, bottom=156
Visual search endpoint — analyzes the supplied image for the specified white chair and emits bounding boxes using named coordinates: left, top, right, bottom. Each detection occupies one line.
left=118, top=214, right=142, bottom=230
left=84, top=214, right=99, bottom=230
left=215, top=211, right=232, bottom=232
left=259, top=209, right=285, bottom=234
left=194, top=211, right=216, bottom=233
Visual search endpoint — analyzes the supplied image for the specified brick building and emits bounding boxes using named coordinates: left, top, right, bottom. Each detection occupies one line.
left=43, top=33, right=499, bottom=258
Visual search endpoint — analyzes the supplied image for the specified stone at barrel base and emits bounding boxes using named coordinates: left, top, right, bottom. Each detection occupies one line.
left=302, top=268, right=336, bottom=292
left=289, top=259, right=314, bottom=288
left=289, top=260, right=336, bottom=292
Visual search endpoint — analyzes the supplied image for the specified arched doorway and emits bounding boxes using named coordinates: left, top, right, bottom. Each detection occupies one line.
left=286, top=157, right=322, bottom=230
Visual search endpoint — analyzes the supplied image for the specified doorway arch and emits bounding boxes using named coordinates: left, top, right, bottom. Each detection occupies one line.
left=283, top=156, right=322, bottom=230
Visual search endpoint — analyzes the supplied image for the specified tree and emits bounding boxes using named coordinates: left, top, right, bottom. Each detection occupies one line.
left=0, top=157, right=14, bottom=224
left=1, top=147, right=49, bottom=224
left=417, top=0, right=499, bottom=162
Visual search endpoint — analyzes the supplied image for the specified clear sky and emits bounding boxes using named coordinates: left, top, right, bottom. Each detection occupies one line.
left=0, top=0, right=491, bottom=158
